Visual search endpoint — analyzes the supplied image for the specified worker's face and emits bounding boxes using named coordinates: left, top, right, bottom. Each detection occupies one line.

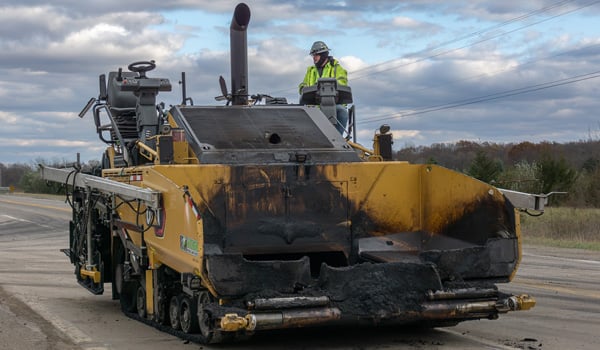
left=312, top=53, right=321, bottom=64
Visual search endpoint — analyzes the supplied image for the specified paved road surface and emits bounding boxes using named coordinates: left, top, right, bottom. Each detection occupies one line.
left=1, top=194, right=599, bottom=349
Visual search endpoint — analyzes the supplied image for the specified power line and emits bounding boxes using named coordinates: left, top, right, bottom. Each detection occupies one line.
left=272, top=0, right=597, bottom=95
left=358, top=70, right=600, bottom=125
left=350, top=1, right=600, bottom=126
left=349, top=0, right=581, bottom=78
left=350, top=0, right=600, bottom=81
left=400, top=41, right=600, bottom=98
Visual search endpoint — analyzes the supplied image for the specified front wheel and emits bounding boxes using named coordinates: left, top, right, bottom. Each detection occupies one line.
left=136, top=284, right=147, bottom=318
left=197, top=291, right=215, bottom=342
left=180, top=296, right=199, bottom=334
left=114, top=244, right=136, bottom=313
left=169, top=295, right=181, bottom=330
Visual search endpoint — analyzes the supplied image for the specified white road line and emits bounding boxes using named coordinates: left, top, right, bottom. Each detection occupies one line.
left=440, top=328, right=523, bottom=350
left=523, top=252, right=600, bottom=265
left=0, top=214, right=55, bottom=229
left=1, top=214, right=28, bottom=221
left=14, top=294, right=110, bottom=350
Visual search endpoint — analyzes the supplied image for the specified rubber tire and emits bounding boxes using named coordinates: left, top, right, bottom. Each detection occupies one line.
left=197, top=291, right=214, bottom=342
left=180, top=296, right=200, bottom=334
left=136, top=284, right=147, bottom=318
left=156, top=289, right=170, bottom=326
left=114, top=242, right=136, bottom=313
left=169, top=295, right=181, bottom=330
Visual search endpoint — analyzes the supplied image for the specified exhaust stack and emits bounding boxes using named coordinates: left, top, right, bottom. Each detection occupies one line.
left=230, top=3, right=251, bottom=105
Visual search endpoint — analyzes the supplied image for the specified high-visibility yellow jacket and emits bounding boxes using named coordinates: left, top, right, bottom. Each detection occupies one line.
left=298, top=58, right=348, bottom=94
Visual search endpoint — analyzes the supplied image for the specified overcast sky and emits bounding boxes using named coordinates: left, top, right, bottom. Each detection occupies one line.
left=1, top=0, right=600, bottom=164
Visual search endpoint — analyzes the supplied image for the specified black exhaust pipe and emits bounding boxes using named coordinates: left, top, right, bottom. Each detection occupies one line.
left=230, top=3, right=251, bottom=106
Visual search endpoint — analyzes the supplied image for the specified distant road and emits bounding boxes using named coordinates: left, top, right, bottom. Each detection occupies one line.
left=1, top=194, right=599, bottom=350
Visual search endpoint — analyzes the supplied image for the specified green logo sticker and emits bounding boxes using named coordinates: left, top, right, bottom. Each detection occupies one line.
left=179, top=235, right=198, bottom=256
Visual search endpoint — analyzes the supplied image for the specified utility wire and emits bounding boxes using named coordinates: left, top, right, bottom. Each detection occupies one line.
left=349, top=0, right=581, bottom=77
left=351, top=0, right=600, bottom=81
left=404, top=41, right=600, bottom=97
left=272, top=0, right=596, bottom=95
left=351, top=1, right=600, bottom=125
left=271, top=0, right=600, bottom=123
left=358, top=70, right=600, bottom=125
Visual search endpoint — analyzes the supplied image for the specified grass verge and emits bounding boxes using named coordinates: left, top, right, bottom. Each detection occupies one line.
left=520, top=207, right=600, bottom=251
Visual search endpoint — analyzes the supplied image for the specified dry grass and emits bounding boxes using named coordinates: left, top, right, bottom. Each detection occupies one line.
left=520, top=207, right=600, bottom=250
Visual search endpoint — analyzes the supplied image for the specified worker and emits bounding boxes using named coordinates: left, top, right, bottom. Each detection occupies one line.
left=299, top=41, right=348, bottom=134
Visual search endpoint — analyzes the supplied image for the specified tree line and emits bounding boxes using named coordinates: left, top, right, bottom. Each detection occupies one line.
left=1, top=139, right=599, bottom=207
left=395, top=139, right=600, bottom=207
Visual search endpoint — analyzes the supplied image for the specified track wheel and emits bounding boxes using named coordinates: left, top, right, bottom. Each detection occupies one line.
left=115, top=244, right=136, bottom=313
left=156, top=289, right=170, bottom=325
left=180, top=296, right=200, bottom=334
left=118, top=275, right=137, bottom=313
left=114, top=262, right=124, bottom=295
left=197, top=291, right=215, bottom=342
left=136, top=284, right=146, bottom=318
left=169, top=295, right=181, bottom=330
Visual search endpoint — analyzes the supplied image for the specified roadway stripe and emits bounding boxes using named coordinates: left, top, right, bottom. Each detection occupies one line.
left=0, top=197, right=71, bottom=213
left=14, top=294, right=110, bottom=350
left=523, top=252, right=600, bottom=265
left=440, top=328, right=523, bottom=349
left=513, top=277, right=600, bottom=299
left=0, top=214, right=55, bottom=229
left=1, top=214, right=33, bottom=222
